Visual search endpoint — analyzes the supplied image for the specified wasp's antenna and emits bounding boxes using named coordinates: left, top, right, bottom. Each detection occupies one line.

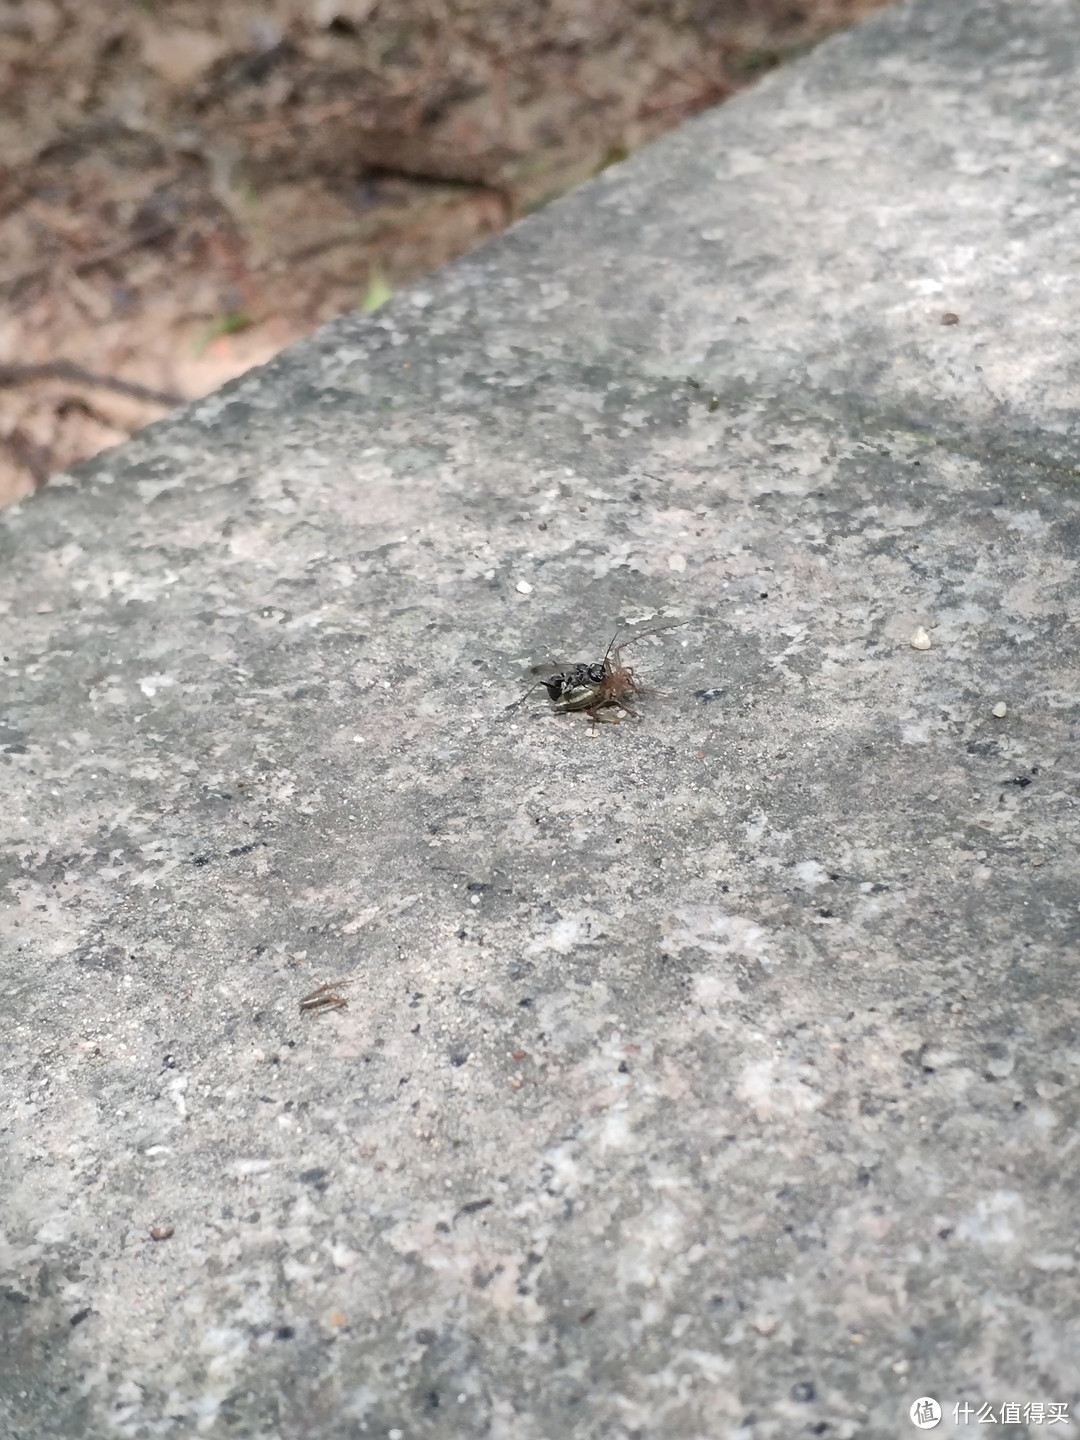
left=617, top=617, right=689, bottom=651
left=601, top=627, right=622, bottom=664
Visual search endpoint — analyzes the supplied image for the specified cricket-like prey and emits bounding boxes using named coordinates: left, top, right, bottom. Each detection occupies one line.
left=508, top=620, right=682, bottom=723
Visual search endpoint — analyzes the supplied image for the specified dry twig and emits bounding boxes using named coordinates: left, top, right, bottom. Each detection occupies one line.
left=0, top=361, right=183, bottom=408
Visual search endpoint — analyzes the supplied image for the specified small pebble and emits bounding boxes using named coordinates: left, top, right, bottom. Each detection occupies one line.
left=992, top=701, right=1007, bottom=718
left=941, top=312, right=960, bottom=325
left=149, top=1225, right=174, bottom=1242
left=515, top=580, right=533, bottom=595
left=909, top=627, right=932, bottom=650
left=668, top=553, right=687, bottom=573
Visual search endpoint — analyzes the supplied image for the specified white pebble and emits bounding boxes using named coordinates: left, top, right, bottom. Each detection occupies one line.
left=515, top=580, right=533, bottom=595
left=668, top=554, right=687, bottom=573
left=909, top=627, right=932, bottom=650
left=992, top=701, right=1007, bottom=719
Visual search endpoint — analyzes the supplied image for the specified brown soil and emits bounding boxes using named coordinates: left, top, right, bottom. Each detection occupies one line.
left=0, top=0, right=891, bottom=507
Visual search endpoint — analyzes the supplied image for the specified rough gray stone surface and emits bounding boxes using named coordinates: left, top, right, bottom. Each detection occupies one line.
left=2, top=1, right=1079, bottom=1436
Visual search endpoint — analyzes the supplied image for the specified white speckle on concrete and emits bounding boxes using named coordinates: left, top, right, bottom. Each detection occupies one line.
left=792, top=859, right=830, bottom=888
left=992, top=701, right=1007, bottom=718
left=901, top=721, right=932, bottom=745
left=35, top=1215, right=71, bottom=1244
left=955, top=1190, right=1023, bottom=1245
left=167, top=1075, right=188, bottom=1117
left=737, top=1058, right=822, bottom=1121
left=909, top=627, right=932, bottom=650
left=1031, top=1253, right=1076, bottom=1272
left=541, top=918, right=582, bottom=953
left=515, top=580, right=533, bottom=594
left=668, top=553, right=687, bottom=573
left=138, top=674, right=177, bottom=697
left=230, top=1157, right=274, bottom=1175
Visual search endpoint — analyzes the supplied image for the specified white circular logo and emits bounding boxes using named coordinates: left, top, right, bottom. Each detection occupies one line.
left=910, top=1398, right=942, bottom=1429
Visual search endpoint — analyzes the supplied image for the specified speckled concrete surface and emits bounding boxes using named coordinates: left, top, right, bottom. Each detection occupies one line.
left=2, top=2, right=1079, bottom=1437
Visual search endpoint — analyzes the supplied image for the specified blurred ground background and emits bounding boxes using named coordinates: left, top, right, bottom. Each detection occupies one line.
left=0, top=0, right=890, bottom=505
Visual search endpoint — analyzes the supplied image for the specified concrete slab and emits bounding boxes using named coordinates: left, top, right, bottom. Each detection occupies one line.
left=2, top=1, right=1078, bottom=1436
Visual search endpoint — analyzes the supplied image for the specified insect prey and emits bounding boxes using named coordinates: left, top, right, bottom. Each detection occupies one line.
left=508, top=620, right=683, bottom=724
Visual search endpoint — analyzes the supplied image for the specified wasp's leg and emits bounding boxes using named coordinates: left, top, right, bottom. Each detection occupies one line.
left=505, top=677, right=548, bottom=712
